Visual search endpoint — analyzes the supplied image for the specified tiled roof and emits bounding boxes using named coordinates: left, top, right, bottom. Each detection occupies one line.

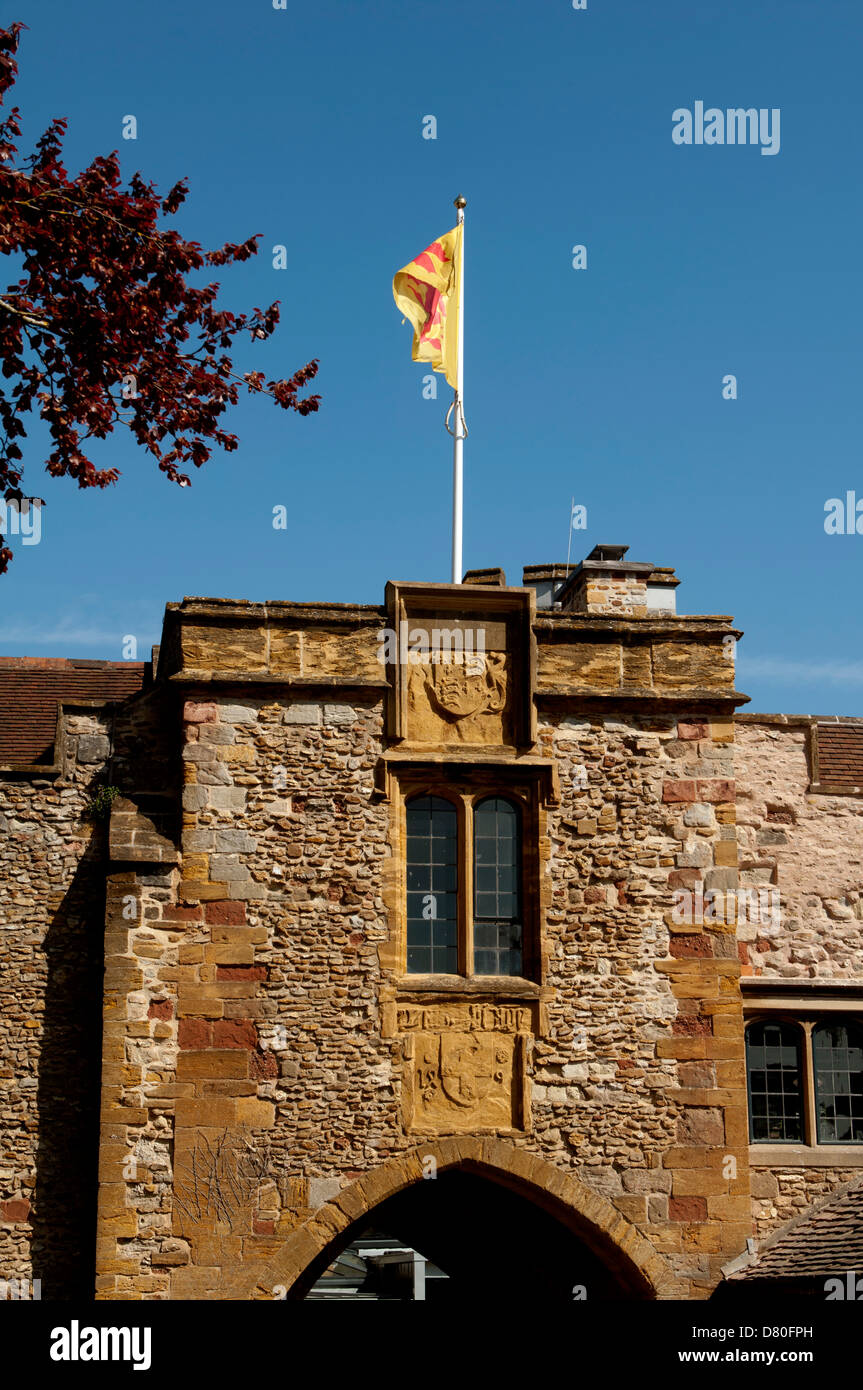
left=0, top=657, right=146, bottom=766
left=817, top=724, right=863, bottom=789
left=729, top=1177, right=863, bottom=1281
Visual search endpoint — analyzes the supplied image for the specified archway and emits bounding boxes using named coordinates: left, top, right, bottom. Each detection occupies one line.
left=224, top=1137, right=675, bottom=1301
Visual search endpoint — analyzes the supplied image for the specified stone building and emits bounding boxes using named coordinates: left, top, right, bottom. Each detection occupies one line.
left=1, top=545, right=861, bottom=1300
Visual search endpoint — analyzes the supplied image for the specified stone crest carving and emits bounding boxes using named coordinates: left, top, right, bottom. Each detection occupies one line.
left=406, top=650, right=508, bottom=744
left=384, top=581, right=536, bottom=749
left=399, top=1003, right=530, bottom=1133
left=426, top=651, right=506, bottom=721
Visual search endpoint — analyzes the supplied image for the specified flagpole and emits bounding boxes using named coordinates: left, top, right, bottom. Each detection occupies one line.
left=451, top=194, right=466, bottom=584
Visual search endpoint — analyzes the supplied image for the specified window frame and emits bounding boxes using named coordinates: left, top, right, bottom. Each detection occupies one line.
left=398, top=775, right=539, bottom=985
left=744, top=1011, right=863, bottom=1153
left=472, top=794, right=524, bottom=978
left=812, top=1019, right=863, bottom=1146
left=744, top=1018, right=806, bottom=1145
left=404, top=791, right=461, bottom=977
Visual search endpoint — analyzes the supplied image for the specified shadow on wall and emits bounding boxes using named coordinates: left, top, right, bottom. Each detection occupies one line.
left=30, top=830, right=108, bottom=1299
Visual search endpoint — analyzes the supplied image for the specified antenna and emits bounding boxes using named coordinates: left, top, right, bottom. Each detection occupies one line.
left=565, top=496, right=574, bottom=578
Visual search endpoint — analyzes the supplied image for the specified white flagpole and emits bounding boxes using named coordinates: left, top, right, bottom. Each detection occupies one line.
left=451, top=194, right=466, bottom=584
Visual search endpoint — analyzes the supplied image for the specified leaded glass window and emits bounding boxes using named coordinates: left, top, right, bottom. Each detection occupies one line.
left=814, top=1022, right=863, bottom=1143
left=745, top=1021, right=803, bottom=1143
left=406, top=795, right=458, bottom=974
left=473, top=796, right=522, bottom=976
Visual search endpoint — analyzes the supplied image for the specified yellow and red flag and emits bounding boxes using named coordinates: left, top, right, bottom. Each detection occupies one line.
left=392, top=225, right=462, bottom=389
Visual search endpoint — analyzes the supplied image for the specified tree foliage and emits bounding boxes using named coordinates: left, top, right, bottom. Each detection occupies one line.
left=0, top=22, right=320, bottom=573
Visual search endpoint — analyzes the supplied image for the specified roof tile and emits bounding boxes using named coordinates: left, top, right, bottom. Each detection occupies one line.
left=0, top=658, right=146, bottom=765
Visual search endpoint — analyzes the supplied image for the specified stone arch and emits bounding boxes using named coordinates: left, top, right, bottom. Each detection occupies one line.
left=222, top=1136, right=678, bottom=1300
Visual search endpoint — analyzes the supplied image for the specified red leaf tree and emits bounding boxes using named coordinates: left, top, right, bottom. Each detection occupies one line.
left=0, top=22, right=320, bottom=574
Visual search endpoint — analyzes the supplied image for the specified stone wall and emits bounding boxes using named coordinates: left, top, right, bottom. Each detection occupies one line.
left=6, top=593, right=863, bottom=1301
left=94, top=608, right=752, bottom=1301
left=734, top=716, right=863, bottom=979
left=0, top=710, right=113, bottom=1297
left=750, top=1166, right=862, bottom=1241
left=567, top=572, right=648, bottom=617
left=535, top=708, right=749, bottom=1291
left=735, top=715, right=863, bottom=1240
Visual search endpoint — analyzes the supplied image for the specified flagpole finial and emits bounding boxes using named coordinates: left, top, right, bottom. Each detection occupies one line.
left=454, top=194, right=467, bottom=210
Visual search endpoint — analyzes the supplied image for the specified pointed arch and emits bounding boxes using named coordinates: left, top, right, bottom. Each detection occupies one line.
left=222, top=1136, right=678, bottom=1300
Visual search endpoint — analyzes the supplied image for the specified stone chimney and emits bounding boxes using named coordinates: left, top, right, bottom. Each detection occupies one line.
left=559, top=545, right=654, bottom=617
left=524, top=550, right=682, bottom=616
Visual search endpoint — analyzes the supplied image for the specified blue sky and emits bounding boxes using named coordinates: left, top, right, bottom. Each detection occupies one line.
left=1, top=0, right=861, bottom=714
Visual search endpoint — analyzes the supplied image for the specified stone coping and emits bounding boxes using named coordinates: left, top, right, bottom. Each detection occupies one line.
left=736, top=712, right=863, bottom=726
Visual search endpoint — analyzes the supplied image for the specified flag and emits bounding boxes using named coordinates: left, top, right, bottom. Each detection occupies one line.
left=392, top=225, right=462, bottom=389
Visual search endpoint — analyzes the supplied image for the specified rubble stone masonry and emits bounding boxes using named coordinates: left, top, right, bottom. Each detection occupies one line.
left=734, top=713, right=863, bottom=1239
left=0, top=709, right=115, bottom=1296
left=88, top=590, right=754, bottom=1300
left=3, top=572, right=862, bottom=1302
left=734, top=715, right=863, bottom=979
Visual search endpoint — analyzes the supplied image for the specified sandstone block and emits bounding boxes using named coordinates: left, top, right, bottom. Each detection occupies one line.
left=205, top=901, right=247, bottom=925
left=219, top=704, right=259, bottom=724
left=697, top=780, right=735, bottom=803
left=184, top=702, right=217, bottom=723
left=209, top=854, right=245, bottom=880
left=182, top=743, right=216, bottom=764
left=323, top=704, right=357, bottom=726
left=677, top=1108, right=725, bottom=1146
left=220, top=745, right=256, bottom=765
left=663, top=780, right=697, bottom=803
left=709, top=718, right=734, bottom=744
left=678, top=721, right=708, bottom=741
left=214, top=830, right=258, bottom=853
left=750, top=1171, right=778, bottom=1199
left=182, top=853, right=210, bottom=881
left=199, top=723, right=236, bottom=745
left=197, top=763, right=234, bottom=786
left=714, top=842, right=738, bottom=867
left=184, top=830, right=215, bottom=851
left=704, top=868, right=737, bottom=891
left=177, top=1049, right=250, bottom=1079
left=669, top=1196, right=708, bottom=1222
left=284, top=704, right=322, bottom=725
left=182, top=785, right=209, bottom=812
left=179, top=880, right=231, bottom=902
left=207, top=787, right=247, bottom=811
left=228, top=880, right=267, bottom=900
left=614, top=1194, right=647, bottom=1223
left=236, top=1098, right=275, bottom=1129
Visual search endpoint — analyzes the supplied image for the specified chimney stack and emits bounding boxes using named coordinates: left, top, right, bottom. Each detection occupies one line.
left=523, top=547, right=680, bottom=617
